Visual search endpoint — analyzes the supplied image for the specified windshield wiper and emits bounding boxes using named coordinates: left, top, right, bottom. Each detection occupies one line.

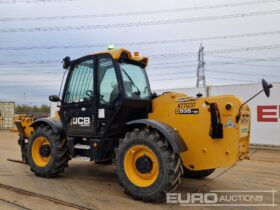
left=121, top=68, right=141, bottom=95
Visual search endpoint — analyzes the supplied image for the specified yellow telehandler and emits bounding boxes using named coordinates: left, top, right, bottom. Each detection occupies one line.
left=15, top=48, right=272, bottom=202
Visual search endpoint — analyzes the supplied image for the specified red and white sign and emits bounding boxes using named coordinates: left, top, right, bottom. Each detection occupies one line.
left=257, top=105, right=280, bottom=122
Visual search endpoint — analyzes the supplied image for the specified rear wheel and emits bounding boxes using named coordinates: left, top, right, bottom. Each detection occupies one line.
left=183, top=167, right=215, bottom=179
left=27, top=125, right=69, bottom=177
left=116, top=128, right=182, bottom=202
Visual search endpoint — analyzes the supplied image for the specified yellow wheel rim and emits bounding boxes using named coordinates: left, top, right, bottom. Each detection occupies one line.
left=124, top=145, right=159, bottom=187
left=31, top=136, right=51, bottom=167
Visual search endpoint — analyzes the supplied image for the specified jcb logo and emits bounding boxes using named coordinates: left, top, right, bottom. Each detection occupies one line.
left=72, top=117, right=90, bottom=127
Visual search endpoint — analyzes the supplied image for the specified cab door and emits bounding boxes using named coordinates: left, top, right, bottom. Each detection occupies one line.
left=96, top=55, right=121, bottom=136
left=59, top=56, right=97, bottom=137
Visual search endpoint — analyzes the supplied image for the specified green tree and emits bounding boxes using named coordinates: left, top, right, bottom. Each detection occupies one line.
left=15, top=104, right=50, bottom=117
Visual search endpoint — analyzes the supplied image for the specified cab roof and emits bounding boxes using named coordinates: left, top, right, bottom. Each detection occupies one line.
left=93, top=48, right=149, bottom=68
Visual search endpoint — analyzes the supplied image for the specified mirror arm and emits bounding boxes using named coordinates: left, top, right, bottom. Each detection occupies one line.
left=236, top=89, right=264, bottom=123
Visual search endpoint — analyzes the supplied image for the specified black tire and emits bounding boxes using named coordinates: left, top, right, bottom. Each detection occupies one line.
left=27, top=125, right=69, bottom=177
left=116, top=128, right=183, bottom=202
left=183, top=167, right=215, bottom=179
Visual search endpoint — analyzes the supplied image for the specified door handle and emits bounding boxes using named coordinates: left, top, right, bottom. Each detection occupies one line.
left=63, top=111, right=69, bottom=121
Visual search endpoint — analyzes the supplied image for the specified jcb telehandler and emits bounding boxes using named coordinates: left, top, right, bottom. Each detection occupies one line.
left=16, top=48, right=272, bottom=202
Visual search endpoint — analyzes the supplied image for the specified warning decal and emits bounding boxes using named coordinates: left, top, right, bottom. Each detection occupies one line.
left=225, top=119, right=236, bottom=128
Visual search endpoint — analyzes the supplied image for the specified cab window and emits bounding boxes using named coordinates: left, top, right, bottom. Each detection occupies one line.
left=120, top=63, right=151, bottom=99
left=98, top=57, right=119, bottom=105
left=64, top=59, right=94, bottom=103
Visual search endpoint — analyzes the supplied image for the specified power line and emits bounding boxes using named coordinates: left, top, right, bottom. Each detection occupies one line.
left=3, top=73, right=274, bottom=84
left=1, top=44, right=280, bottom=70
left=150, top=77, right=196, bottom=82
left=151, top=56, right=280, bottom=67
left=207, top=57, right=280, bottom=68
left=0, top=85, right=58, bottom=87
left=148, top=55, right=280, bottom=79
left=150, top=44, right=280, bottom=59
left=149, top=60, right=197, bottom=66
left=148, top=70, right=195, bottom=77
left=0, top=72, right=62, bottom=76
left=0, top=59, right=60, bottom=65
left=208, top=54, right=280, bottom=66
left=150, top=75, right=261, bottom=83
left=1, top=10, right=280, bottom=32
left=150, top=63, right=275, bottom=70
left=4, top=56, right=280, bottom=76
left=207, top=69, right=280, bottom=78
left=1, top=30, right=280, bottom=51
left=148, top=56, right=280, bottom=77
left=207, top=76, right=261, bottom=83
left=150, top=60, right=280, bottom=70
left=207, top=54, right=280, bottom=61
left=0, top=72, right=277, bottom=84
left=0, top=0, right=78, bottom=3
left=0, top=80, right=60, bottom=82
left=209, top=60, right=280, bottom=68
left=1, top=0, right=279, bottom=21
left=149, top=68, right=280, bottom=78
left=0, top=65, right=59, bottom=68
left=1, top=59, right=280, bottom=74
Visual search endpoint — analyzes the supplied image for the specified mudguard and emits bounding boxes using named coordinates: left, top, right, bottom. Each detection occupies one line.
left=126, top=119, right=187, bottom=153
left=30, top=118, right=64, bottom=135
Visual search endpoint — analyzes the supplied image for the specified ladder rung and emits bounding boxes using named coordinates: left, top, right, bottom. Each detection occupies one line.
left=74, top=156, right=91, bottom=161
left=74, top=144, right=90, bottom=150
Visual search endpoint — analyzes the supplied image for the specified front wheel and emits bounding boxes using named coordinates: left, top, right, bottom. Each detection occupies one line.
left=116, top=128, right=183, bottom=202
left=27, top=126, right=69, bottom=177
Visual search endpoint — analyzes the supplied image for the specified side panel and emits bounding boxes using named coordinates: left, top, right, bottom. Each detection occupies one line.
left=149, top=92, right=250, bottom=170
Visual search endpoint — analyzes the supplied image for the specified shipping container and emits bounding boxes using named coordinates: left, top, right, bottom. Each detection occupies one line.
left=0, top=101, right=15, bottom=129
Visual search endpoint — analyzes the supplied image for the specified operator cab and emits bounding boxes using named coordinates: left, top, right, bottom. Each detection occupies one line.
left=51, top=49, right=152, bottom=138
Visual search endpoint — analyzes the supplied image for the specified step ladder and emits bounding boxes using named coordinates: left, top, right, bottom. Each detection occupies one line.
left=73, top=143, right=91, bottom=161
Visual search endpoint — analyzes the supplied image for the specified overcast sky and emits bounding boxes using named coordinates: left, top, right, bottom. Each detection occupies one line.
left=0, top=0, right=279, bottom=105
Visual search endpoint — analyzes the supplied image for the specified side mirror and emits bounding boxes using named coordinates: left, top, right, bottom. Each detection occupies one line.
left=49, top=95, right=61, bottom=102
left=62, top=56, right=71, bottom=69
left=262, top=79, right=273, bottom=97
left=236, top=79, right=273, bottom=123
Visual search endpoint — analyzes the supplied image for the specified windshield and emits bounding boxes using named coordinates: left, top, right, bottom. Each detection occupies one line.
left=120, top=63, right=151, bottom=100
